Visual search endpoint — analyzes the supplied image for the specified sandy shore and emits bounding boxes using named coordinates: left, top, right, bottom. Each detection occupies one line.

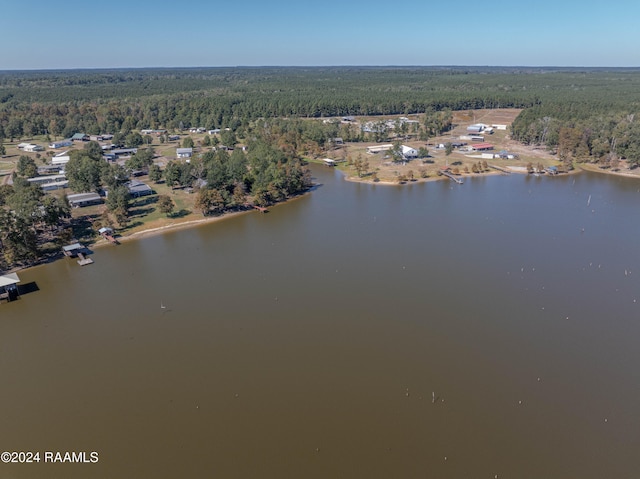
left=91, top=208, right=255, bottom=250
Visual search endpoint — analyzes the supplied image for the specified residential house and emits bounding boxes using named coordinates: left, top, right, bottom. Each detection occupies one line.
left=49, top=140, right=73, bottom=149
left=177, top=148, right=193, bottom=158
left=67, top=192, right=102, bottom=208
left=401, top=145, right=418, bottom=159
left=126, top=180, right=153, bottom=198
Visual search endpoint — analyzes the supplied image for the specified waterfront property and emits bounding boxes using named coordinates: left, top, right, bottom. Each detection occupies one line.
left=401, top=145, right=418, bottom=159
left=0, top=272, right=20, bottom=302
left=126, top=180, right=153, bottom=197
left=62, top=243, right=93, bottom=265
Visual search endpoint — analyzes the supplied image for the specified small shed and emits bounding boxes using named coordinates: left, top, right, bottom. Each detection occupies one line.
left=71, top=133, right=89, bottom=141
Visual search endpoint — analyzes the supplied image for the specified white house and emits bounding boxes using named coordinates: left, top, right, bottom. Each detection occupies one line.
left=401, top=145, right=418, bottom=159
left=366, top=144, right=393, bottom=154
left=52, top=155, right=70, bottom=166
left=176, top=148, right=193, bottom=158
left=49, top=140, right=73, bottom=149
left=24, top=144, right=44, bottom=152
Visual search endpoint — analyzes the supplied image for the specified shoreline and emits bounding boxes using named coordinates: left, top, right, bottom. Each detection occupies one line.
left=12, top=190, right=312, bottom=275
left=93, top=208, right=252, bottom=248
left=8, top=164, right=639, bottom=275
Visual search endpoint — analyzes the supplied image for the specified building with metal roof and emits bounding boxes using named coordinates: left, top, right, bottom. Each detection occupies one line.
left=470, top=143, right=494, bottom=151
left=67, top=192, right=102, bottom=208
left=177, top=148, right=193, bottom=158
left=127, top=180, right=153, bottom=197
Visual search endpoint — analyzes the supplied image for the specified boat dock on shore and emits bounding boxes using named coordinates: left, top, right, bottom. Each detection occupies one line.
left=62, top=243, right=94, bottom=266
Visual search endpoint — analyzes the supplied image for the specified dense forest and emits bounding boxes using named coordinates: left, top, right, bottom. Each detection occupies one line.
left=2, top=67, right=640, bottom=165
left=2, top=66, right=640, bottom=271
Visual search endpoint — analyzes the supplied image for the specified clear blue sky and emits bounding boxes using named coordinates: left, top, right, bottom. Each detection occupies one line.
left=2, top=0, right=639, bottom=69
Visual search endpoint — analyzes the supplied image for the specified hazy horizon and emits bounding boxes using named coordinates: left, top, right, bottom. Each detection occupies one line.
left=2, top=0, right=639, bottom=70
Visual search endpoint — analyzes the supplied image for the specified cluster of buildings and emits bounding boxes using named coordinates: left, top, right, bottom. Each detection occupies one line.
left=366, top=144, right=419, bottom=159
left=361, top=117, right=420, bottom=133
left=17, top=142, right=45, bottom=152
left=20, top=131, right=155, bottom=208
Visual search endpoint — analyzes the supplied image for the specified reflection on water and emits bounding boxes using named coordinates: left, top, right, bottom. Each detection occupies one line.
left=2, top=168, right=640, bottom=478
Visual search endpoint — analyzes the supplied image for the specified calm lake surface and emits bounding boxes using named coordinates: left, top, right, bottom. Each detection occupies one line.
left=2, top=167, right=640, bottom=478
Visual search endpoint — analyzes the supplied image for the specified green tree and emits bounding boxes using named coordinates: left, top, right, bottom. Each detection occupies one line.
left=39, top=195, right=70, bottom=230
left=194, top=188, right=225, bottom=215
left=65, top=154, right=103, bottom=192
left=390, top=141, right=403, bottom=163
left=125, top=132, right=143, bottom=148
left=101, top=163, right=129, bottom=190
left=16, top=155, right=38, bottom=178
left=125, top=147, right=154, bottom=171
left=164, top=160, right=181, bottom=190
left=157, top=194, right=175, bottom=216
left=112, top=132, right=126, bottom=147
left=148, top=163, right=162, bottom=183
left=220, top=130, right=236, bottom=147
left=0, top=141, right=5, bottom=157
left=182, top=136, right=194, bottom=149
left=445, top=142, right=453, bottom=156
left=7, top=178, right=44, bottom=225
left=84, top=140, right=103, bottom=160
left=105, top=185, right=130, bottom=226
left=231, top=183, right=247, bottom=207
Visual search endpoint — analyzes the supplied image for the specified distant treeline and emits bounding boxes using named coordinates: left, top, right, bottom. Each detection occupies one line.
left=2, top=67, right=640, bottom=164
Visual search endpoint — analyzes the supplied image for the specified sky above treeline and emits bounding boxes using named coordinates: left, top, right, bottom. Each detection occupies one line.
left=2, top=0, right=639, bottom=70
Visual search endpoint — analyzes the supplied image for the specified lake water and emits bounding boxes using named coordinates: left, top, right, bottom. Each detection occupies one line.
left=2, top=167, right=640, bottom=478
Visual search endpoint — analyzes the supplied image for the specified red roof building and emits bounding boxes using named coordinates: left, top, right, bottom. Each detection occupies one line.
left=471, top=143, right=494, bottom=151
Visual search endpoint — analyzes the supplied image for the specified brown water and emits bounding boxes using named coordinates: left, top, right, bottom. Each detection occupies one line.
left=2, top=167, right=640, bottom=478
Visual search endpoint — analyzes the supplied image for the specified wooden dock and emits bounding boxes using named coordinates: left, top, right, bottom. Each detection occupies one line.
left=488, top=164, right=512, bottom=174
left=102, top=233, right=119, bottom=245
left=77, top=252, right=94, bottom=266
left=441, top=170, right=464, bottom=184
